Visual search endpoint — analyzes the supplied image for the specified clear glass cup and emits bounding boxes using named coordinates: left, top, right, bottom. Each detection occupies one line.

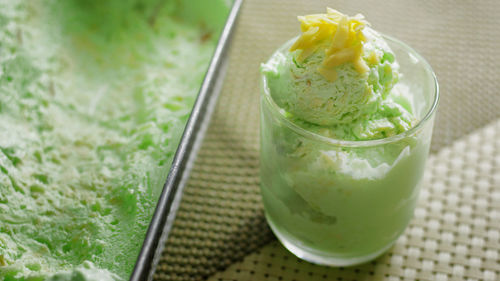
left=260, top=35, right=439, bottom=266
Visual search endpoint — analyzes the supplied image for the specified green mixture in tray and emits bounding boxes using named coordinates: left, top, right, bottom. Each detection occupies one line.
left=0, top=0, right=227, bottom=279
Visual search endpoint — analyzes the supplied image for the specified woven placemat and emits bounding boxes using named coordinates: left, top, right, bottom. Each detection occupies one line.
left=208, top=119, right=500, bottom=281
left=153, top=0, right=500, bottom=280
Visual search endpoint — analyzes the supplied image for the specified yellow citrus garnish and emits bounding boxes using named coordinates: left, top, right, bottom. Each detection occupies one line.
left=290, top=8, right=369, bottom=82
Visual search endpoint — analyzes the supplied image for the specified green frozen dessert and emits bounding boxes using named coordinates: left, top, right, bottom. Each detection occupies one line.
left=262, top=8, right=415, bottom=139
left=260, top=8, right=438, bottom=266
left=0, top=0, right=228, bottom=280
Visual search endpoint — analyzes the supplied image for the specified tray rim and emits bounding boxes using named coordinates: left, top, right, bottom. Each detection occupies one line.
left=129, top=0, right=243, bottom=280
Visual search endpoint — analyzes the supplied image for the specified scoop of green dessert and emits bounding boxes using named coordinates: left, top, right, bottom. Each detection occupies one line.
left=0, top=0, right=228, bottom=280
left=261, top=8, right=415, bottom=140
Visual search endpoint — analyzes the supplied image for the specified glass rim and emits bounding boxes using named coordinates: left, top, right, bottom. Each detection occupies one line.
left=261, top=34, right=440, bottom=147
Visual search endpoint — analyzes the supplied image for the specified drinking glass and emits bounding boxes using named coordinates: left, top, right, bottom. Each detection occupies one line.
left=260, top=35, right=439, bottom=266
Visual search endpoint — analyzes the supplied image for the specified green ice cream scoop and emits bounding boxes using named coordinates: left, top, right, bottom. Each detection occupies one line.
left=261, top=9, right=415, bottom=140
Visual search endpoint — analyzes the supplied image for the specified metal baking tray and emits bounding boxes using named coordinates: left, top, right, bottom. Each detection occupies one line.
left=129, top=0, right=242, bottom=280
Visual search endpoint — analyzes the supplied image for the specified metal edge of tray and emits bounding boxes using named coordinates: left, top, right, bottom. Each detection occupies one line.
left=129, top=0, right=243, bottom=280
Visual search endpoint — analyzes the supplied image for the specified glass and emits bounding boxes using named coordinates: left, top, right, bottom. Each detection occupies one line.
left=260, top=35, right=439, bottom=266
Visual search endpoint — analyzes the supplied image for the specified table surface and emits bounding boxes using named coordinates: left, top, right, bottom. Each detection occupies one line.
left=152, top=0, right=500, bottom=280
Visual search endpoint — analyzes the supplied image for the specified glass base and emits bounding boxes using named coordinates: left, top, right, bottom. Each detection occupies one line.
left=266, top=213, right=396, bottom=267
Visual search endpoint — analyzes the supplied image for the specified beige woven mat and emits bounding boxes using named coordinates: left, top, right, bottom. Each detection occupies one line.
left=208, top=119, right=500, bottom=281
left=153, top=0, right=500, bottom=280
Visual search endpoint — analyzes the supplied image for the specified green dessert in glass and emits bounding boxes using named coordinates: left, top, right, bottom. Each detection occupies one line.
left=0, top=0, right=228, bottom=280
left=260, top=8, right=438, bottom=266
